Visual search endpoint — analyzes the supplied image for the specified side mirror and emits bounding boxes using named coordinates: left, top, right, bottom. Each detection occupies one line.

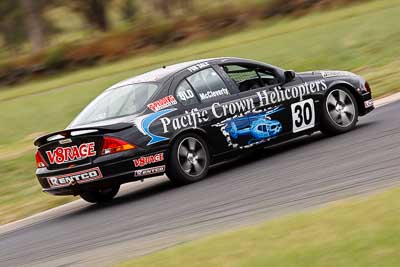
left=284, top=70, right=296, bottom=82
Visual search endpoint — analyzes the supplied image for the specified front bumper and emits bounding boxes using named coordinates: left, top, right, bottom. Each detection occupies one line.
left=360, top=91, right=374, bottom=115
left=36, top=149, right=167, bottom=196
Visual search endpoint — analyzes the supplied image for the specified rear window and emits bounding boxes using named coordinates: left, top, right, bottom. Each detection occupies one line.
left=70, top=83, right=158, bottom=126
left=175, top=80, right=199, bottom=106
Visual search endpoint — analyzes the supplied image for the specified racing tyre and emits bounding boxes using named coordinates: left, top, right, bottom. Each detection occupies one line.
left=166, top=133, right=210, bottom=185
left=80, top=185, right=120, bottom=203
left=321, top=87, right=358, bottom=135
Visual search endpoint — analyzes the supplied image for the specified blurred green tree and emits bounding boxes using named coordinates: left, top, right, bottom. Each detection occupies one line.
left=67, top=0, right=110, bottom=31
left=19, top=0, right=47, bottom=52
left=0, top=1, right=27, bottom=53
left=150, top=0, right=193, bottom=18
left=120, top=0, right=137, bottom=22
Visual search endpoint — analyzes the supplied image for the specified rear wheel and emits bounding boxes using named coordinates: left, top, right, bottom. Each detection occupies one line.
left=321, top=87, right=358, bottom=135
left=80, top=185, right=120, bottom=203
left=166, top=133, right=210, bottom=185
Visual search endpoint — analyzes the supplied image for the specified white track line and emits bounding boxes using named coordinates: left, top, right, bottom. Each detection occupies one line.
left=375, top=92, right=400, bottom=107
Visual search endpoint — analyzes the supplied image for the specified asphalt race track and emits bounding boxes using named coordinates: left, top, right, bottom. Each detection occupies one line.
left=1, top=100, right=400, bottom=267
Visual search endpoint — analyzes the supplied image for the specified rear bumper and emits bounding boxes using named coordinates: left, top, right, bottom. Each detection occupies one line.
left=41, top=169, right=139, bottom=196
left=36, top=149, right=167, bottom=196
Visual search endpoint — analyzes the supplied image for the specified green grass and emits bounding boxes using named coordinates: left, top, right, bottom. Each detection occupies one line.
left=1, top=0, right=400, bottom=225
left=116, top=187, right=400, bottom=267
left=0, top=153, right=76, bottom=224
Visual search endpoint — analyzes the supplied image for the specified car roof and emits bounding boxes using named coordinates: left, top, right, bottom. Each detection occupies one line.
left=108, top=57, right=279, bottom=90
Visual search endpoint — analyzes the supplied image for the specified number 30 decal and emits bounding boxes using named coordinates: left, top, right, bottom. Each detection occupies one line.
left=291, top=99, right=315, bottom=133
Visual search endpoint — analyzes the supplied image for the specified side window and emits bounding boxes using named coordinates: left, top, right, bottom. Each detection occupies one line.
left=187, top=68, right=230, bottom=102
left=221, top=64, right=279, bottom=92
left=223, top=65, right=258, bottom=85
left=175, top=80, right=199, bottom=106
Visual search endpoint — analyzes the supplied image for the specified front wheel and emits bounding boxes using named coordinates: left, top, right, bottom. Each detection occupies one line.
left=166, top=133, right=210, bottom=185
left=321, top=87, right=359, bottom=135
left=80, top=185, right=120, bottom=203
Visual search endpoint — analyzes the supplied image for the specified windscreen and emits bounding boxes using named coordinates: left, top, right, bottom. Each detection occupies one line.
left=70, top=83, right=158, bottom=126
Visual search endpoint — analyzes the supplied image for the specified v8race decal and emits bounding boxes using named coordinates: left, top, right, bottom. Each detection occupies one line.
left=46, top=142, right=96, bottom=164
left=133, top=153, right=164, bottom=167
left=291, top=99, right=315, bottom=133
left=47, top=167, right=103, bottom=188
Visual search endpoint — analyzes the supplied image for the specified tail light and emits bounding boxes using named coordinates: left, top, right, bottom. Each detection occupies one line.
left=364, top=81, right=371, bottom=93
left=101, top=136, right=136, bottom=155
left=35, top=150, right=48, bottom=168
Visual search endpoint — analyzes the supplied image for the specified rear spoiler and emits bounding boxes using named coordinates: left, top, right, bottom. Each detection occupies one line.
left=34, top=123, right=133, bottom=147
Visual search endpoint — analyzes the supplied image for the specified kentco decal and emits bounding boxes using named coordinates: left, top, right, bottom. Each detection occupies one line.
left=134, top=165, right=165, bottom=177
left=133, top=153, right=164, bottom=167
left=147, top=95, right=177, bottom=112
left=46, top=142, right=96, bottom=164
left=47, top=167, right=103, bottom=188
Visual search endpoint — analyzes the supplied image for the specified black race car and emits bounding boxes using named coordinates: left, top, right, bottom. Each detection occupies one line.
left=34, top=57, right=374, bottom=203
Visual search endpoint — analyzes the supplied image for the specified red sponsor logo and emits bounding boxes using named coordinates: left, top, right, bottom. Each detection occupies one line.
left=46, top=142, right=96, bottom=165
left=147, top=95, right=177, bottom=112
left=133, top=153, right=164, bottom=167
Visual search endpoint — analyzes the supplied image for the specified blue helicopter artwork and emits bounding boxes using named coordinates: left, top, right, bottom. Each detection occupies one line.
left=225, top=107, right=283, bottom=145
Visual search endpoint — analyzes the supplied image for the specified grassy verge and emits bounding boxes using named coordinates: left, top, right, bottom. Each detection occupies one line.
left=1, top=0, right=400, bottom=225
left=0, top=154, right=76, bottom=224
left=116, top=187, right=400, bottom=267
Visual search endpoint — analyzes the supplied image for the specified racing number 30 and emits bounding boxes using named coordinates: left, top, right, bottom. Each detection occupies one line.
left=291, top=99, right=315, bottom=133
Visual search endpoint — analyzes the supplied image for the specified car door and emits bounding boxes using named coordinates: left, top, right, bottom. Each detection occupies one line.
left=216, top=63, right=306, bottom=147
left=169, top=65, right=253, bottom=155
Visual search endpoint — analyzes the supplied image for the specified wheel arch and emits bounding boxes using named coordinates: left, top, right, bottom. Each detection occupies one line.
left=164, top=127, right=211, bottom=184
left=327, top=81, right=365, bottom=115
left=167, top=127, right=209, bottom=155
